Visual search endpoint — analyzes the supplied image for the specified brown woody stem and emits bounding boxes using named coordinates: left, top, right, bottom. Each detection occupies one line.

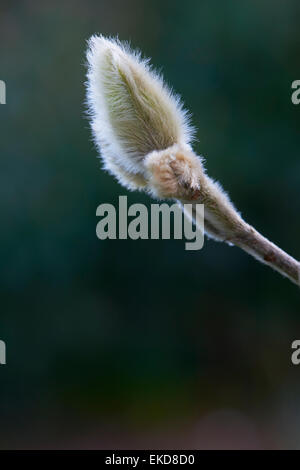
left=187, top=193, right=300, bottom=287
left=231, top=225, right=300, bottom=286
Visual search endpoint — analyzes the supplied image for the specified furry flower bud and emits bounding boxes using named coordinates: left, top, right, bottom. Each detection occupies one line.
left=86, top=36, right=193, bottom=189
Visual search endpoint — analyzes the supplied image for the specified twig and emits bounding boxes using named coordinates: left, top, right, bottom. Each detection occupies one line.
left=145, top=145, right=300, bottom=286
left=86, top=36, right=300, bottom=286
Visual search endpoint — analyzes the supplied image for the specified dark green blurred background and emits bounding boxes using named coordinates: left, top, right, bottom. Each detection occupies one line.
left=0, top=0, right=300, bottom=449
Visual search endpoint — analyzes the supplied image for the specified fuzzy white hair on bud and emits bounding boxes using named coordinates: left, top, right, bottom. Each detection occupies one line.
left=86, top=35, right=193, bottom=190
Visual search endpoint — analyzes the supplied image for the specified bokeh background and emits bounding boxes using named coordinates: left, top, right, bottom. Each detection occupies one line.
left=0, top=0, right=300, bottom=449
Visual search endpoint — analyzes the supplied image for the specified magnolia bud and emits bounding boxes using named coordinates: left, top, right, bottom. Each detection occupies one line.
left=86, top=35, right=300, bottom=286
left=86, top=35, right=193, bottom=190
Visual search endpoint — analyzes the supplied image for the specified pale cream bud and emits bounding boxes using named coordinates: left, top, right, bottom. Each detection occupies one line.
left=86, top=35, right=193, bottom=190
left=86, top=36, right=300, bottom=286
